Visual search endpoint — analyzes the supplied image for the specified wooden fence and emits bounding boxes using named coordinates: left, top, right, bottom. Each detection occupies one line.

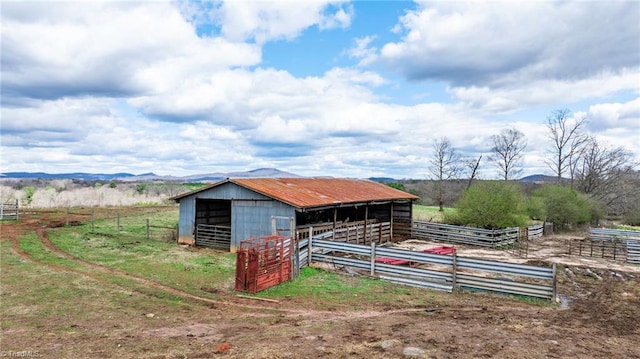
left=0, top=200, right=19, bottom=220
left=298, top=236, right=556, bottom=300
left=297, top=221, right=391, bottom=245
left=412, top=221, right=544, bottom=248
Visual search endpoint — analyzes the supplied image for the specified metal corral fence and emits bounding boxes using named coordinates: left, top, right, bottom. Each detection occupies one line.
left=0, top=200, right=20, bottom=220
left=196, top=224, right=231, bottom=250
left=628, top=240, right=640, bottom=265
left=412, top=221, right=544, bottom=248
left=588, top=228, right=640, bottom=265
left=298, top=236, right=556, bottom=300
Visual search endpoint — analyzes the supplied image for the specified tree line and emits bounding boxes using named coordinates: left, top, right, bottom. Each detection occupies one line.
left=407, top=109, right=639, bottom=228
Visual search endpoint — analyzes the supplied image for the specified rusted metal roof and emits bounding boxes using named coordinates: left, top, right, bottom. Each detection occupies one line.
left=172, top=178, right=418, bottom=209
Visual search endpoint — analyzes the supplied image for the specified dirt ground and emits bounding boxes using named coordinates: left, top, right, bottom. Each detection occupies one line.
left=1, top=213, right=639, bottom=359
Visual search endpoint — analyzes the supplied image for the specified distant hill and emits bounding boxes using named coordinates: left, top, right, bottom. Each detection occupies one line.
left=519, top=174, right=560, bottom=182
left=368, top=177, right=397, bottom=183
left=0, top=168, right=301, bottom=182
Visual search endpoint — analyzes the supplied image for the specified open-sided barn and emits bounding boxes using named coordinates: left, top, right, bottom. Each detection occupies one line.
left=171, top=178, right=418, bottom=251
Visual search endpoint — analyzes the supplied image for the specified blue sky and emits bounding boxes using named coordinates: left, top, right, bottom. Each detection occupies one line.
left=1, top=0, right=639, bottom=179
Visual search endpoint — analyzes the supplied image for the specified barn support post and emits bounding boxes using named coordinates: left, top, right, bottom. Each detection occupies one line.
left=332, top=208, right=337, bottom=241
left=390, top=202, right=394, bottom=240
left=364, top=205, right=369, bottom=244
left=290, top=216, right=299, bottom=279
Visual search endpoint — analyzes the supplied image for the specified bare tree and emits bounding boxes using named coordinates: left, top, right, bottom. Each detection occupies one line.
left=575, top=138, right=636, bottom=210
left=429, top=137, right=461, bottom=212
left=489, top=128, right=527, bottom=181
left=464, top=155, right=482, bottom=190
left=545, top=109, right=589, bottom=183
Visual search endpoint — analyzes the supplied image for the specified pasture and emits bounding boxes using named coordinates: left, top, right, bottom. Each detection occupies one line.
left=1, top=206, right=639, bottom=358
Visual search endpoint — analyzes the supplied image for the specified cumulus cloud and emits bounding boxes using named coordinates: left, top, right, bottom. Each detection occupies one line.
left=214, top=1, right=353, bottom=43
left=0, top=1, right=261, bottom=101
left=381, top=2, right=639, bottom=85
left=1, top=1, right=637, bottom=179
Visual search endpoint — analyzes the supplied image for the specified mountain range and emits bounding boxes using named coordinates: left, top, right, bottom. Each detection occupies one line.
left=0, top=168, right=300, bottom=182
left=0, top=169, right=559, bottom=183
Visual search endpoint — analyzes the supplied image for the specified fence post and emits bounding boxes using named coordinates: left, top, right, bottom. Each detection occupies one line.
left=66, top=207, right=70, bottom=226
left=552, top=262, right=558, bottom=302
left=370, top=242, right=376, bottom=276
left=308, top=227, right=313, bottom=267
left=146, top=219, right=150, bottom=240
left=451, top=252, right=457, bottom=292
left=117, top=212, right=120, bottom=233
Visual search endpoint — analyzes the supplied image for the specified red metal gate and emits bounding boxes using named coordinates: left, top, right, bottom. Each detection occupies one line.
left=235, top=235, right=292, bottom=293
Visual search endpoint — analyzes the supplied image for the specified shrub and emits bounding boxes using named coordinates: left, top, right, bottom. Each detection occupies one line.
left=531, top=185, right=593, bottom=231
left=445, top=181, right=527, bottom=229
left=22, top=186, right=36, bottom=205
left=623, top=207, right=640, bottom=226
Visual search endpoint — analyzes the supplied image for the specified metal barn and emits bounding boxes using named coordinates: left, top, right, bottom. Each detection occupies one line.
left=172, top=178, right=418, bottom=252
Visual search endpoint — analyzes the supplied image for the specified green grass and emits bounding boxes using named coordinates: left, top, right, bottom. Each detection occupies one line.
left=413, top=204, right=455, bottom=222
left=256, top=267, right=437, bottom=309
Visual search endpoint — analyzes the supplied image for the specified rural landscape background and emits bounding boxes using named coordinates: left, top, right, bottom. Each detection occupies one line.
left=2, top=1, right=639, bottom=358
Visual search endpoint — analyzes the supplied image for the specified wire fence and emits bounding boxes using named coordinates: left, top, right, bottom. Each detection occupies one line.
left=28, top=206, right=179, bottom=242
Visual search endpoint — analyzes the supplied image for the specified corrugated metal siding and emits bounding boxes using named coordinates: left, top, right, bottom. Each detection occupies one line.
left=231, top=200, right=295, bottom=250
left=178, top=196, right=196, bottom=243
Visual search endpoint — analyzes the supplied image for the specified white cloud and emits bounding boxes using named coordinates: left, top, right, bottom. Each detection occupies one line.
left=1, top=1, right=638, bottom=179
left=214, top=1, right=353, bottom=43
left=448, top=69, right=640, bottom=112
left=1, top=1, right=260, bottom=100
left=346, top=35, right=378, bottom=66
left=381, top=2, right=639, bottom=85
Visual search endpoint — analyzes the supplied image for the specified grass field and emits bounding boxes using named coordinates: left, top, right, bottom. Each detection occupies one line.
left=412, top=204, right=455, bottom=222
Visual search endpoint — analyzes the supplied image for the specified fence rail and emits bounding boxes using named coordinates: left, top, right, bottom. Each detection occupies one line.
left=567, top=238, right=626, bottom=261
left=300, top=238, right=556, bottom=300
left=412, top=221, right=544, bottom=248
left=589, top=228, right=640, bottom=241
left=297, top=221, right=391, bottom=245
left=0, top=201, right=20, bottom=220
left=588, top=228, right=640, bottom=265
left=196, top=224, right=231, bottom=250
left=628, top=240, right=640, bottom=265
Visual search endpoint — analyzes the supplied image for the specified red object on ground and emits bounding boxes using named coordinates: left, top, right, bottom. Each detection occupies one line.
left=423, top=246, right=456, bottom=255
left=375, top=246, right=456, bottom=265
left=235, top=235, right=292, bottom=293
